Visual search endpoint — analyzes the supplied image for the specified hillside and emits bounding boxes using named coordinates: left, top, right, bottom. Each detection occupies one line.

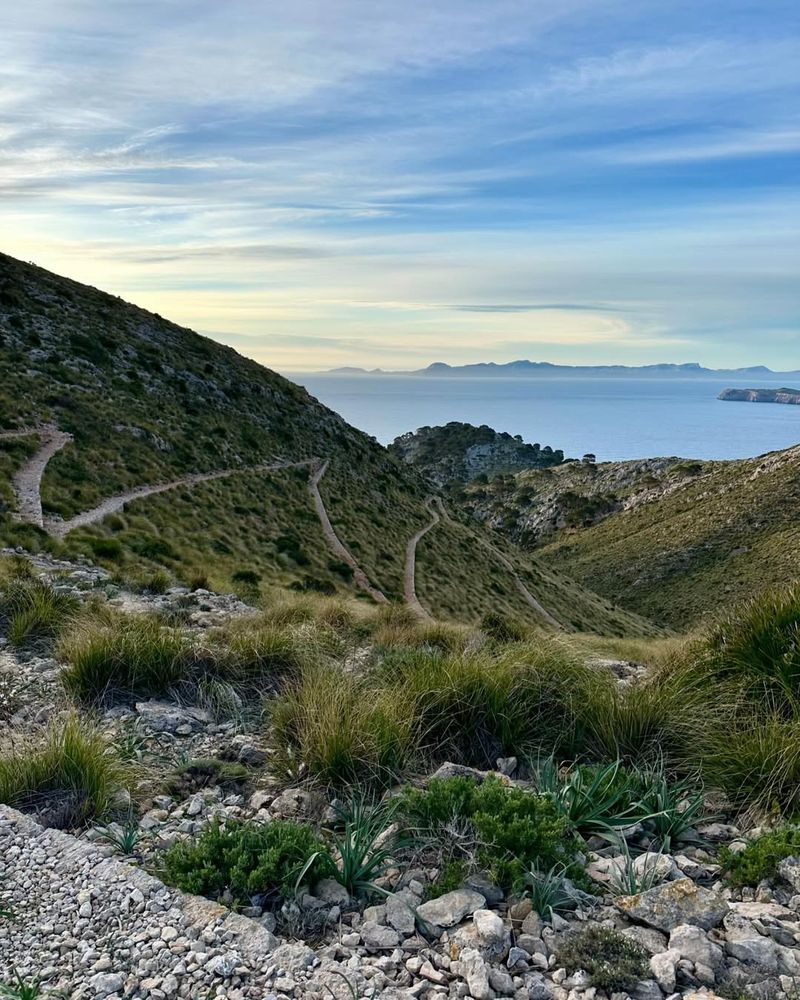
left=0, top=253, right=656, bottom=635
left=465, top=446, right=800, bottom=628
left=389, top=422, right=565, bottom=486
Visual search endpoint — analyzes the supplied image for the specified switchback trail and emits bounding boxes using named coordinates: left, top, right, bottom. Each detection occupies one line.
left=308, top=459, right=389, bottom=604
left=403, top=497, right=441, bottom=619
left=7, top=426, right=73, bottom=529
left=437, top=500, right=563, bottom=629
left=46, top=460, right=314, bottom=538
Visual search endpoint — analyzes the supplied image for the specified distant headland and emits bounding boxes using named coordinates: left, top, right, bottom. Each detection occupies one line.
left=719, top=387, right=800, bottom=404
left=323, top=360, right=800, bottom=379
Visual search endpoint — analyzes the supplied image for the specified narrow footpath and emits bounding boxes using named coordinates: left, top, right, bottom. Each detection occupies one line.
left=9, top=426, right=73, bottom=528
left=403, top=497, right=441, bottom=619
left=308, top=459, right=389, bottom=604
left=47, top=460, right=314, bottom=538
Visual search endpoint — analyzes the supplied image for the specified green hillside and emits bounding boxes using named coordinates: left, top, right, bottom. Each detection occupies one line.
left=536, top=447, right=800, bottom=628
left=0, top=252, right=655, bottom=634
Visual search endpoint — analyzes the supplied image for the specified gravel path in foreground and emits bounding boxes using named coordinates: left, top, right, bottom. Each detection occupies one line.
left=0, top=806, right=392, bottom=1000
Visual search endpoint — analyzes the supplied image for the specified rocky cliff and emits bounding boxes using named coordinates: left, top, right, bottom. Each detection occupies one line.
left=719, top=387, right=800, bottom=404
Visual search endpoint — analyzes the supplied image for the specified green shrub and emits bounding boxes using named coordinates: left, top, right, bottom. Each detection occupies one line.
left=402, top=775, right=572, bottom=889
left=60, top=615, right=187, bottom=703
left=578, top=662, right=704, bottom=765
left=556, top=925, right=649, bottom=991
left=223, top=624, right=314, bottom=681
left=0, top=715, right=129, bottom=827
left=161, top=819, right=325, bottom=904
left=0, top=578, right=79, bottom=646
left=721, top=825, right=800, bottom=886
left=425, top=859, right=468, bottom=900
left=385, top=641, right=597, bottom=766
left=88, top=537, right=123, bottom=560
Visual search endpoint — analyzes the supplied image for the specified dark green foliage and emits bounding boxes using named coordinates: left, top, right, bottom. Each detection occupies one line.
left=401, top=776, right=572, bottom=889
left=160, top=819, right=326, bottom=904
left=556, top=925, right=649, bottom=991
left=721, top=825, right=800, bottom=886
left=424, top=859, right=468, bottom=900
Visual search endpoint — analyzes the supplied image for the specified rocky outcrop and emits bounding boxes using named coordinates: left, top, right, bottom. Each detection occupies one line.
left=390, top=422, right=564, bottom=486
left=719, top=387, right=800, bottom=404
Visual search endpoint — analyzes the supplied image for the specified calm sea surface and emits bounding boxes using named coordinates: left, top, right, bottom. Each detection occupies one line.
left=287, top=373, right=800, bottom=462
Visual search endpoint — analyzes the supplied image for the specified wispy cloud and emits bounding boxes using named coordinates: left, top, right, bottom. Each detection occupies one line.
left=1, top=0, right=798, bottom=370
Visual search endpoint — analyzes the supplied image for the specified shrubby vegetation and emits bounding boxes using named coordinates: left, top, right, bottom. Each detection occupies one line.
left=556, top=925, right=649, bottom=991
left=161, top=819, right=326, bottom=903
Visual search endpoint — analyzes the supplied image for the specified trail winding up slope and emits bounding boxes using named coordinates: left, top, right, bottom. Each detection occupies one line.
left=308, top=459, right=389, bottom=604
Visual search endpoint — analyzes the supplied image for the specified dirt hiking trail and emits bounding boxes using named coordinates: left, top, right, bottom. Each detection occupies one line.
left=308, top=459, right=389, bottom=604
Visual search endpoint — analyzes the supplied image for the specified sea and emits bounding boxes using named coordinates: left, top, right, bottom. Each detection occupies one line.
left=287, top=373, right=800, bottom=463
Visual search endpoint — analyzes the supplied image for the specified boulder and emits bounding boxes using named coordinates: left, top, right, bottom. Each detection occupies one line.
left=668, top=924, right=723, bottom=971
left=455, top=946, right=493, bottom=1000
left=778, top=855, right=800, bottom=893
left=416, top=888, right=486, bottom=929
left=473, top=908, right=510, bottom=958
left=615, top=878, right=729, bottom=932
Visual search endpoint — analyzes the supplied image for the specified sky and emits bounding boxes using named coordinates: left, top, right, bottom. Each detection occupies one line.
left=2, top=1, right=799, bottom=371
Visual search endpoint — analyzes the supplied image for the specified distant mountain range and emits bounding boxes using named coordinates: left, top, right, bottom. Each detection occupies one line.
left=325, top=361, right=800, bottom=379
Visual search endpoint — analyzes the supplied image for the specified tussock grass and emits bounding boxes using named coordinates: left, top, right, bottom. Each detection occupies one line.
left=701, top=584, right=800, bottom=707
left=0, top=715, right=129, bottom=827
left=372, top=618, right=476, bottom=654
left=59, top=614, right=187, bottom=703
left=271, top=663, right=415, bottom=785
left=0, top=577, right=79, bottom=646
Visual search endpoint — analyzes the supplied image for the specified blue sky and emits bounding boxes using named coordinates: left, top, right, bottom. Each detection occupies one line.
left=2, top=0, right=799, bottom=370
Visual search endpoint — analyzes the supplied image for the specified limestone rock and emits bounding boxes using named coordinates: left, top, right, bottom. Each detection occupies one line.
left=416, top=888, right=486, bottom=928
left=615, top=877, right=729, bottom=932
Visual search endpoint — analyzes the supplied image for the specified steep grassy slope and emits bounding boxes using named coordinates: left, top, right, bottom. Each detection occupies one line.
left=536, top=447, right=800, bottom=628
left=0, top=252, right=656, bottom=634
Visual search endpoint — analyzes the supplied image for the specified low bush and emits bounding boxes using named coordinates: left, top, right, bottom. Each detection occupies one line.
left=384, top=641, right=597, bottom=766
left=556, top=925, right=649, bottom=991
left=161, top=818, right=326, bottom=905
left=0, top=578, right=79, bottom=646
left=480, top=610, right=527, bottom=643
left=60, top=614, right=187, bottom=703
left=0, top=715, right=129, bottom=827
left=401, top=775, right=573, bottom=889
left=721, top=825, right=800, bottom=886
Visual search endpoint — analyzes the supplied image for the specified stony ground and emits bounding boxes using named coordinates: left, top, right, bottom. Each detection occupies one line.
left=2, top=553, right=800, bottom=999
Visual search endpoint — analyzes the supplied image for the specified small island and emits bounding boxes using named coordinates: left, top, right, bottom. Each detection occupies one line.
left=719, top=387, right=800, bottom=405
